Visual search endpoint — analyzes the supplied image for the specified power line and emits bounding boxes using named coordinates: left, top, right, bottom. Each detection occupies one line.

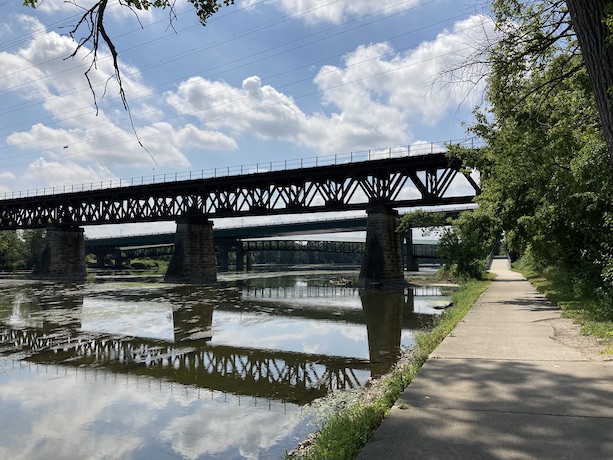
left=0, top=43, right=480, bottom=167
left=0, top=1, right=485, bottom=170
left=0, top=0, right=447, bottom=135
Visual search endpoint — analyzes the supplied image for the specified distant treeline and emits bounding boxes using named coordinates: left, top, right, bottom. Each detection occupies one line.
left=0, top=229, right=45, bottom=271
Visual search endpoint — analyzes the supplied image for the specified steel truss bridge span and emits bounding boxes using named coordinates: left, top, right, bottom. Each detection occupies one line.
left=0, top=153, right=479, bottom=230
left=114, top=240, right=438, bottom=259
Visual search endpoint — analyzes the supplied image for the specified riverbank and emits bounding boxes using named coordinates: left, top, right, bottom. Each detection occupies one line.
left=286, top=276, right=492, bottom=459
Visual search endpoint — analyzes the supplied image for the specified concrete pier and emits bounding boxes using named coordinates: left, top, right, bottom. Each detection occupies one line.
left=33, top=226, right=86, bottom=282
left=358, top=206, right=405, bottom=288
left=403, top=231, right=419, bottom=271
left=165, top=217, right=217, bottom=284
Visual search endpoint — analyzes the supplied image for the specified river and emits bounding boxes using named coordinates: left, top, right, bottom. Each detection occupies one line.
left=0, top=268, right=453, bottom=459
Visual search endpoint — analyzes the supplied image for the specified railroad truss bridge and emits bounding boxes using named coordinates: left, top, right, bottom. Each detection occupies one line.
left=0, top=152, right=479, bottom=286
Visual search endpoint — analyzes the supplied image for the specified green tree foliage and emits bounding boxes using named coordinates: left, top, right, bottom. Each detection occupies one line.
left=0, top=231, right=25, bottom=270
left=396, top=209, right=449, bottom=236
left=0, top=229, right=45, bottom=271
left=22, top=229, right=46, bottom=270
left=453, top=1, right=613, bottom=316
left=438, top=208, right=500, bottom=281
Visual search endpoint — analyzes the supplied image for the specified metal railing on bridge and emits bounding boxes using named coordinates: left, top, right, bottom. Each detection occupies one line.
left=1, top=140, right=475, bottom=200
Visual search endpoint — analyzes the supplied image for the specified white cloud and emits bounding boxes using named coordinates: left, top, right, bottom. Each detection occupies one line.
left=176, top=124, right=238, bottom=150
left=241, top=0, right=423, bottom=25
left=165, top=14, right=493, bottom=153
left=166, top=72, right=408, bottom=153
left=160, top=403, right=301, bottom=459
left=29, top=0, right=156, bottom=22
left=23, top=158, right=116, bottom=189
left=0, top=172, right=16, bottom=180
left=315, top=15, right=495, bottom=126
left=0, top=15, right=246, bottom=181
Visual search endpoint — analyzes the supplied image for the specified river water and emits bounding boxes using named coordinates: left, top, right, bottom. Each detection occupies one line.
left=0, top=269, right=453, bottom=459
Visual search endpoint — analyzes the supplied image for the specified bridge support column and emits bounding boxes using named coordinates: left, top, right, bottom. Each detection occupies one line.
left=358, top=206, right=405, bottom=289
left=236, top=247, right=245, bottom=272
left=33, top=226, right=86, bottom=282
left=404, top=231, right=419, bottom=272
left=92, top=249, right=107, bottom=268
left=218, top=245, right=230, bottom=272
left=165, top=217, right=217, bottom=284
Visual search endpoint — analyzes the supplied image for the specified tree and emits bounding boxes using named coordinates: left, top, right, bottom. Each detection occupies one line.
left=454, top=1, right=613, bottom=315
left=0, top=231, right=25, bottom=270
left=449, top=1, right=613, bottom=166
left=566, top=0, right=613, bottom=165
left=438, top=208, right=498, bottom=280
left=23, top=0, right=235, bottom=110
left=22, top=229, right=46, bottom=270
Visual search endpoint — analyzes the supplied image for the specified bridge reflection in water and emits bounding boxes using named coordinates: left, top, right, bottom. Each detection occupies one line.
left=0, top=278, right=450, bottom=406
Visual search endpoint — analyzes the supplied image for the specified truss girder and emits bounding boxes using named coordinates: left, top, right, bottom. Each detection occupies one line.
left=241, top=240, right=366, bottom=254
left=0, top=153, right=479, bottom=230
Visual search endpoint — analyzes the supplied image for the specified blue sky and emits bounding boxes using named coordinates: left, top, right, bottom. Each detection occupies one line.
left=0, top=0, right=493, bottom=237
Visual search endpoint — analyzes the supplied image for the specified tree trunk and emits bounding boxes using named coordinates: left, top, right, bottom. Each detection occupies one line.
left=566, top=0, right=613, bottom=165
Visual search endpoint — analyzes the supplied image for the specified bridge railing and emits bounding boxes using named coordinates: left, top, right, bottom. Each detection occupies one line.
left=0, top=139, right=477, bottom=200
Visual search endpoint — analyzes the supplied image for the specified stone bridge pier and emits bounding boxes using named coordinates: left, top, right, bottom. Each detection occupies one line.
left=33, top=226, right=87, bottom=282
left=358, top=206, right=405, bottom=289
left=165, top=216, right=217, bottom=284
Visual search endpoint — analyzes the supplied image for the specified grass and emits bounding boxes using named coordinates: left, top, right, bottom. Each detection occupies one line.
left=515, top=261, right=613, bottom=348
left=287, top=276, right=492, bottom=460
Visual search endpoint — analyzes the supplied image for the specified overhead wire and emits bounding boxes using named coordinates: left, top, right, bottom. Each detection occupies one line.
left=0, top=42, right=480, bottom=168
left=0, top=10, right=470, bottom=156
left=0, top=0, right=482, bottom=168
left=0, top=0, right=445, bottom=136
left=0, top=0, right=422, bottom=114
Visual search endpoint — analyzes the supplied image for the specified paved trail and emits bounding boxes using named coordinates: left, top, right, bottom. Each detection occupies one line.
left=358, top=257, right=613, bottom=459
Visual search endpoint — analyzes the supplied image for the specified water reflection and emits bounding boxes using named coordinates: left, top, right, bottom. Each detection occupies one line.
left=0, top=360, right=303, bottom=460
left=0, top=274, right=452, bottom=458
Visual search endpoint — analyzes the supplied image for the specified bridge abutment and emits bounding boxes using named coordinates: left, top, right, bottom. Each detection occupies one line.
left=165, top=217, right=217, bottom=284
left=358, top=206, right=405, bottom=289
left=33, top=226, right=87, bottom=282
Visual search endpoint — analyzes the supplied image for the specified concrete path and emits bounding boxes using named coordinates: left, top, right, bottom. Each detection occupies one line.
left=357, top=257, right=613, bottom=459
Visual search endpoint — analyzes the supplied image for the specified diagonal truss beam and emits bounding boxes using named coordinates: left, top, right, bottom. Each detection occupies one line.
left=0, top=153, right=480, bottom=230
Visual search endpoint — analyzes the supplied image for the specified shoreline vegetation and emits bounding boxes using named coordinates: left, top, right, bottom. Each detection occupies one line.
left=286, top=276, right=493, bottom=460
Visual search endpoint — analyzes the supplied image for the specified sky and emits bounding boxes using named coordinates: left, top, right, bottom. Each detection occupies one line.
left=0, top=0, right=494, bottom=238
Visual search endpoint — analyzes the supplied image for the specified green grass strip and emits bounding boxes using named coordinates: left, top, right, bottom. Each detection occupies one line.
left=287, top=277, right=491, bottom=460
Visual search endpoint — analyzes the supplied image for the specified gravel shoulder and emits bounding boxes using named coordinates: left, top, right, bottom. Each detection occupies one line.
left=545, top=316, right=613, bottom=361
